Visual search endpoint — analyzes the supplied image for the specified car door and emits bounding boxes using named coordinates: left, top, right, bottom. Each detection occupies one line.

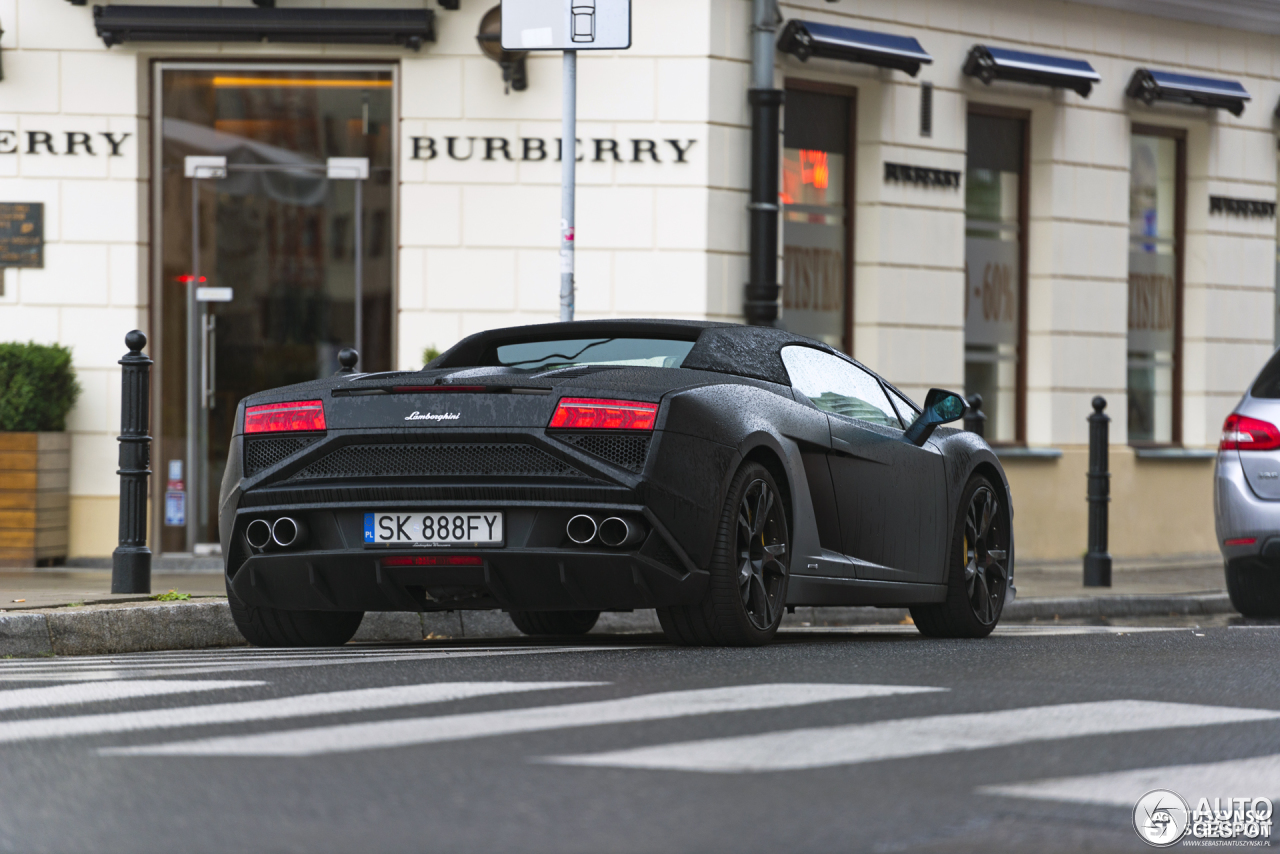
left=780, top=346, right=948, bottom=583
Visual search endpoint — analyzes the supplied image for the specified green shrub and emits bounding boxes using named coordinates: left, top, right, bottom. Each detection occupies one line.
left=0, top=342, right=81, bottom=432
left=423, top=345, right=441, bottom=367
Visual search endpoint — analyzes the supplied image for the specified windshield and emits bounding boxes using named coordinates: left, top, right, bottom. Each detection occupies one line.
left=1253, top=348, right=1280, bottom=398
left=491, top=338, right=695, bottom=373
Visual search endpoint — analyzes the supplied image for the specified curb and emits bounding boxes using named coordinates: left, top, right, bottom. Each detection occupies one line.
left=0, top=593, right=1237, bottom=658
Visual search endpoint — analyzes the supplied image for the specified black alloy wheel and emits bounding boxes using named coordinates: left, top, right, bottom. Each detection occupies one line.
left=737, top=476, right=789, bottom=631
left=657, top=461, right=790, bottom=646
left=912, top=474, right=1011, bottom=638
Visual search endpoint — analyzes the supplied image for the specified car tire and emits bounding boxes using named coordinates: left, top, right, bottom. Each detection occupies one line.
left=225, top=578, right=364, bottom=647
left=911, top=474, right=1011, bottom=639
left=508, top=610, right=601, bottom=636
left=656, top=461, right=790, bottom=647
left=1226, top=557, right=1280, bottom=617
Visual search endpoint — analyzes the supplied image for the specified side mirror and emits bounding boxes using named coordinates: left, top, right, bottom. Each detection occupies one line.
left=903, top=389, right=967, bottom=446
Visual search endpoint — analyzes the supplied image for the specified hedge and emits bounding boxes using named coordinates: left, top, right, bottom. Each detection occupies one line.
left=0, top=342, right=81, bottom=432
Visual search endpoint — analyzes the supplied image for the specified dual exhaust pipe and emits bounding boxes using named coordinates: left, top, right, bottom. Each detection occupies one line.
left=567, top=514, right=645, bottom=548
left=245, top=517, right=307, bottom=551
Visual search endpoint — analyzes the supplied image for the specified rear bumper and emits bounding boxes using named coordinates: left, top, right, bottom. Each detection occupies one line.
left=230, top=545, right=707, bottom=613
left=1216, top=451, right=1280, bottom=561
left=224, top=492, right=706, bottom=613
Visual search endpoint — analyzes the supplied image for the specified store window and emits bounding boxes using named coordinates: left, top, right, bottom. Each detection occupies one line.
left=779, top=84, right=855, bottom=352
left=965, top=110, right=1027, bottom=444
left=154, top=65, right=395, bottom=552
left=1275, top=145, right=1280, bottom=348
left=1128, top=127, right=1184, bottom=445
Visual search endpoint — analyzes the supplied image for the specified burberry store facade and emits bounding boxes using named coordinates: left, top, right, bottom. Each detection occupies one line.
left=0, top=0, right=1276, bottom=562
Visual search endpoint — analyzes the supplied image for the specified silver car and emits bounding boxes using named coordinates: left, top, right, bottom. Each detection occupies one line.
left=1216, top=350, right=1280, bottom=616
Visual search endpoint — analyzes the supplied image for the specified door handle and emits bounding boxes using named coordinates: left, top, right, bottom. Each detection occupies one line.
left=202, top=313, right=217, bottom=410
left=832, top=435, right=853, bottom=453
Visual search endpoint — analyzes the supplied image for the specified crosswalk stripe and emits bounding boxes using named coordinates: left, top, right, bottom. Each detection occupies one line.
left=545, top=700, right=1280, bottom=773
left=102, top=683, right=941, bottom=757
left=0, top=680, right=261, bottom=712
left=980, top=754, right=1280, bottom=806
left=0, top=682, right=595, bottom=744
left=0, top=646, right=644, bottom=683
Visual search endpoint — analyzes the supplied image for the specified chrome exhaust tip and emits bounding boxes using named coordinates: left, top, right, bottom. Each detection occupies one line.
left=566, top=514, right=598, bottom=545
left=271, top=517, right=307, bottom=549
left=598, top=517, right=645, bottom=548
left=245, top=519, right=273, bottom=551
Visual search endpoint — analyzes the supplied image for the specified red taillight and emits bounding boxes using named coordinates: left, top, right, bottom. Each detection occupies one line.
left=549, top=398, right=659, bottom=431
left=1220, top=414, right=1280, bottom=451
left=1224, top=537, right=1258, bottom=547
left=381, top=556, right=484, bottom=567
left=244, top=400, right=326, bottom=434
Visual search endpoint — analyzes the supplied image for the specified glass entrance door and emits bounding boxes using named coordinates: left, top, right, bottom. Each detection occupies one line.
left=154, top=65, right=395, bottom=555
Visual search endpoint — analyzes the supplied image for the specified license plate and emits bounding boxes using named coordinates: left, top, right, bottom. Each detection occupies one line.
left=363, top=512, right=504, bottom=547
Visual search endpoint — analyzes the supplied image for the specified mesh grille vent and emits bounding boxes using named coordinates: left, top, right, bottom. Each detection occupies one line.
left=554, top=432, right=650, bottom=473
left=289, top=443, right=585, bottom=481
left=641, top=535, right=685, bottom=573
left=244, top=436, right=320, bottom=476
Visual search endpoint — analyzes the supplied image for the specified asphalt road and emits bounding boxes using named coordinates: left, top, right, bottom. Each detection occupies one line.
left=0, top=620, right=1277, bottom=854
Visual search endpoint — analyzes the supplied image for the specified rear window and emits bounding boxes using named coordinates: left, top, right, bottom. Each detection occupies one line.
left=490, top=338, right=695, bottom=373
left=1252, top=350, right=1280, bottom=399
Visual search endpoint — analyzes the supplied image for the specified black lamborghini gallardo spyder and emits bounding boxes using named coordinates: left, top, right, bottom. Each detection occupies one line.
left=220, top=320, right=1014, bottom=647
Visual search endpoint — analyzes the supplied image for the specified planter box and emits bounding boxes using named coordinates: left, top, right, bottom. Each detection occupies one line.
left=0, top=433, right=70, bottom=567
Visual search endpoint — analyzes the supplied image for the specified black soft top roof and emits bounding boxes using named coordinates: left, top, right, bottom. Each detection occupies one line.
left=431, top=319, right=837, bottom=385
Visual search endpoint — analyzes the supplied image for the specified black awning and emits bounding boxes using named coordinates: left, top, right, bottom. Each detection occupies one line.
left=963, top=45, right=1100, bottom=97
left=1126, top=68, right=1250, bottom=116
left=777, top=20, right=932, bottom=77
left=93, top=6, right=435, bottom=50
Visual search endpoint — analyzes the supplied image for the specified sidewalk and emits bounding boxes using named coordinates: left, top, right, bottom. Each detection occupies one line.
left=0, top=553, right=1233, bottom=657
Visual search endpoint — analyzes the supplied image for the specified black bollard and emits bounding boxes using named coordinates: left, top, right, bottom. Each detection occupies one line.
left=337, top=348, right=360, bottom=375
left=964, top=394, right=986, bottom=437
left=1083, top=395, right=1112, bottom=587
left=111, top=330, right=153, bottom=594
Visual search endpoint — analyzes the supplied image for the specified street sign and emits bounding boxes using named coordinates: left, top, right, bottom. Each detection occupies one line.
left=196, top=287, right=233, bottom=302
left=501, top=0, right=631, bottom=51
left=501, top=0, right=632, bottom=322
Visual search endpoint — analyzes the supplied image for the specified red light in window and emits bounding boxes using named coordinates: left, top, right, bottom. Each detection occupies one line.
left=1224, top=537, right=1257, bottom=547
left=381, top=556, right=485, bottom=567
left=1220, top=414, right=1280, bottom=451
left=244, top=400, right=326, bottom=434
left=800, top=149, right=829, bottom=190
left=174, top=275, right=208, bottom=284
left=548, top=398, right=659, bottom=431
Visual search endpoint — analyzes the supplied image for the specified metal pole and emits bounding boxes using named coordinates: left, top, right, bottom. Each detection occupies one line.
left=1084, top=395, right=1112, bottom=587
left=112, top=330, right=153, bottom=594
left=560, top=49, right=577, bottom=323
left=197, top=304, right=211, bottom=545
left=186, top=177, right=200, bottom=554
left=354, top=177, right=364, bottom=366
left=744, top=0, right=782, bottom=326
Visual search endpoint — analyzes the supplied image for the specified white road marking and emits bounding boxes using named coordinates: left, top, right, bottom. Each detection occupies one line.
left=0, top=682, right=595, bottom=745
left=0, top=646, right=644, bottom=682
left=0, top=680, right=261, bottom=712
left=104, top=683, right=941, bottom=757
left=980, top=754, right=1280, bottom=806
left=781, top=625, right=1184, bottom=636
left=546, top=700, right=1280, bottom=773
